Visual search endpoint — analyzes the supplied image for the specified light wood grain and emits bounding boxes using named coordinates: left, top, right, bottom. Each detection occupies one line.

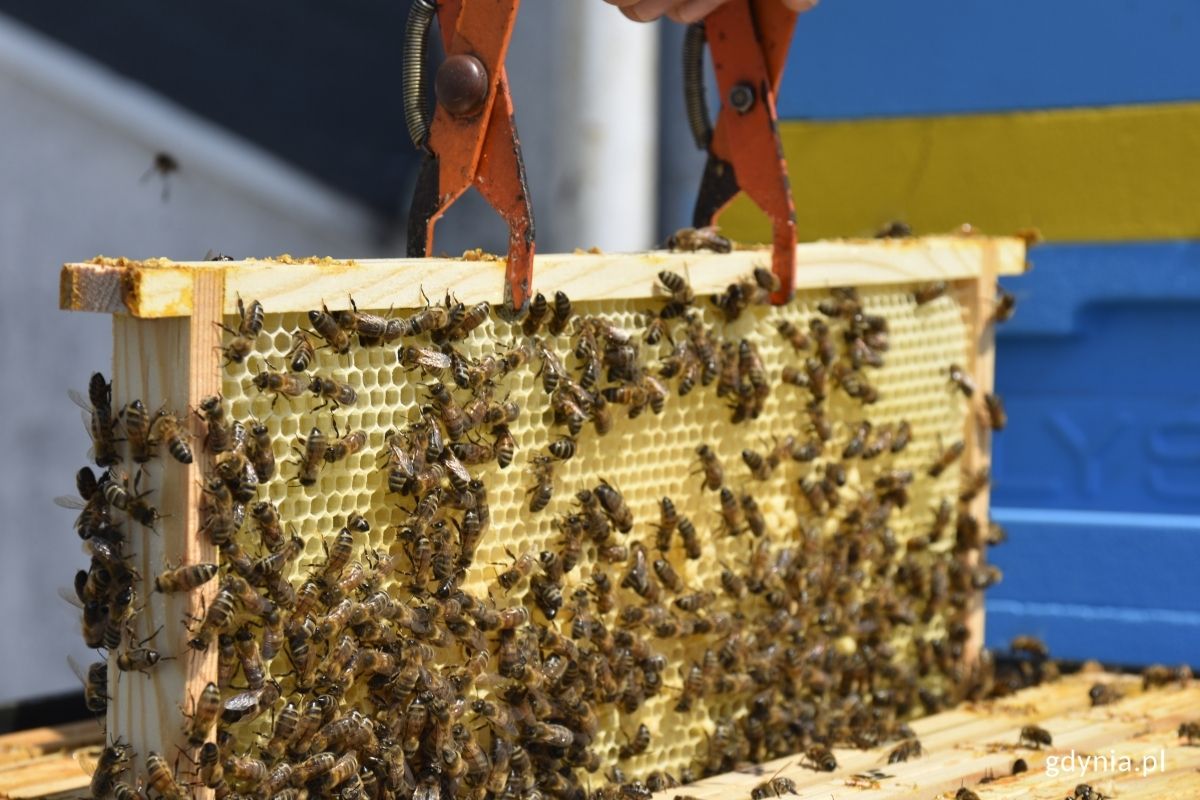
left=651, top=673, right=1200, bottom=800
left=59, top=238, right=1028, bottom=318
left=955, top=249, right=999, bottom=661
left=0, top=722, right=102, bottom=766
left=108, top=271, right=222, bottom=796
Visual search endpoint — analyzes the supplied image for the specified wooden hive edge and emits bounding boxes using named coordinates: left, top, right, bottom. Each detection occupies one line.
left=59, top=238, right=1028, bottom=318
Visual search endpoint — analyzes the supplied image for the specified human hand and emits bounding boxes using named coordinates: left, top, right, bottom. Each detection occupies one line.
left=604, top=0, right=817, bottom=24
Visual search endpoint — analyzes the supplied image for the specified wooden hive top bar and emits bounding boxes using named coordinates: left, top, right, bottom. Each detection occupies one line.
left=59, top=237, right=1027, bottom=318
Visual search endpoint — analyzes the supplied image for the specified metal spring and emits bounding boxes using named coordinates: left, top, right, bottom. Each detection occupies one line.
left=403, top=0, right=437, bottom=150
left=683, top=22, right=713, bottom=150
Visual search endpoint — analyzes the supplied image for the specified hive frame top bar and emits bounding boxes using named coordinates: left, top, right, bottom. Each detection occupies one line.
left=60, top=236, right=1026, bottom=318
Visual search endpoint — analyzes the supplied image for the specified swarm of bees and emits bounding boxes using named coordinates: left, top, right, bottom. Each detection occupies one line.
left=66, top=266, right=1030, bottom=800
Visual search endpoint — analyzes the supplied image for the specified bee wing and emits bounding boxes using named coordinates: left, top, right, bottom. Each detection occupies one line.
left=68, top=389, right=93, bottom=413
left=441, top=452, right=471, bottom=485
left=67, top=654, right=95, bottom=686
left=422, top=350, right=452, bottom=370
left=223, top=687, right=265, bottom=715
left=58, top=585, right=84, bottom=610
left=73, top=745, right=103, bottom=775
left=55, top=495, right=86, bottom=510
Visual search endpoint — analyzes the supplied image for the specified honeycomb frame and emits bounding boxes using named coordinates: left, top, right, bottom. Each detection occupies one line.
left=59, top=240, right=1022, bottom=798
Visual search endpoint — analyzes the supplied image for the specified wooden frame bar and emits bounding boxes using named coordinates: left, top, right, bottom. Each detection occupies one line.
left=60, top=238, right=1026, bottom=318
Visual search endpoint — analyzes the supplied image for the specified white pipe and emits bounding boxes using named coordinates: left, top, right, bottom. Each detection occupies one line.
left=540, top=4, right=660, bottom=253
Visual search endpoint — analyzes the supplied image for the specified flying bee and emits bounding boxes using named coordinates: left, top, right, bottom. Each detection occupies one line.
left=71, top=372, right=119, bottom=467
left=1018, top=725, right=1052, bottom=749
left=325, top=427, right=367, bottom=463
left=293, top=427, right=326, bottom=486
left=147, top=409, right=193, bottom=464
left=696, top=444, right=723, bottom=491
left=666, top=225, right=731, bottom=253
left=913, top=281, right=948, bottom=305
left=928, top=438, right=966, bottom=477
left=155, top=562, right=218, bottom=593
left=309, top=303, right=351, bottom=354
left=252, top=367, right=308, bottom=404
left=310, top=374, right=358, bottom=409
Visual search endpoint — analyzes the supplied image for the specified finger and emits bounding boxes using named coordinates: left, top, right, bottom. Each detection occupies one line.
left=621, top=0, right=678, bottom=21
left=668, top=0, right=728, bottom=24
left=782, top=0, right=819, bottom=11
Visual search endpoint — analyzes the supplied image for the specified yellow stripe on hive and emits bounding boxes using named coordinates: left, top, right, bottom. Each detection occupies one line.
left=721, top=101, right=1200, bottom=243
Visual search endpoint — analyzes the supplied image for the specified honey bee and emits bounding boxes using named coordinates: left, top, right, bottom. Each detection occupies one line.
left=992, top=286, right=1017, bottom=323
left=444, top=300, right=491, bottom=342
left=949, top=363, right=976, bottom=397
left=675, top=663, right=705, bottom=712
left=120, top=399, right=152, bottom=463
left=718, top=487, right=741, bottom=535
left=618, top=723, right=651, bottom=759
left=803, top=745, right=837, bottom=772
left=185, top=680, right=221, bottom=747
left=547, top=290, right=573, bottom=336
left=325, top=427, right=367, bottom=463
left=310, top=374, right=358, bottom=409
left=959, top=468, right=991, bottom=503
left=1179, top=721, right=1200, bottom=745
left=218, top=296, right=264, bottom=364
left=284, top=329, right=314, bottom=373
left=398, top=344, right=452, bottom=375
left=928, top=438, right=965, bottom=477
left=252, top=367, right=308, bottom=404
left=294, top=426, right=326, bottom=486
left=982, top=392, right=1007, bottom=430
left=750, top=776, right=797, bottom=800
left=68, top=657, right=108, bottom=714
left=1088, top=682, right=1122, bottom=707
left=655, top=497, right=678, bottom=551
left=197, top=394, right=231, bottom=454
left=91, top=743, right=136, bottom=799
left=776, top=319, right=810, bottom=351
left=155, top=562, right=218, bottom=593
left=656, top=270, right=695, bottom=318
left=696, top=444, right=723, bottom=491
left=741, top=449, right=771, bottom=481
left=309, top=303, right=351, bottom=354
left=799, top=475, right=828, bottom=515
left=595, top=480, right=633, bottom=532
left=116, top=645, right=165, bottom=674
left=189, top=582, right=238, bottom=650
left=102, top=469, right=161, bottom=529
left=71, top=373, right=119, bottom=467
left=913, top=281, right=948, bottom=305
left=1018, top=725, right=1052, bottom=749
left=652, top=558, right=685, bottom=593
left=678, top=516, right=701, bottom=559
left=146, top=410, right=193, bottom=465
left=221, top=682, right=280, bottom=725
left=667, top=225, right=731, bottom=253
left=887, top=738, right=923, bottom=763
left=955, top=789, right=981, bottom=800
left=526, top=455, right=556, bottom=513
left=548, top=436, right=576, bottom=461
left=497, top=549, right=537, bottom=591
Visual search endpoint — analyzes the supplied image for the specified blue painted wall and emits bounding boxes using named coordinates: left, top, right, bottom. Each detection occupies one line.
left=761, top=0, right=1200, bottom=666
left=780, top=1, right=1200, bottom=119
